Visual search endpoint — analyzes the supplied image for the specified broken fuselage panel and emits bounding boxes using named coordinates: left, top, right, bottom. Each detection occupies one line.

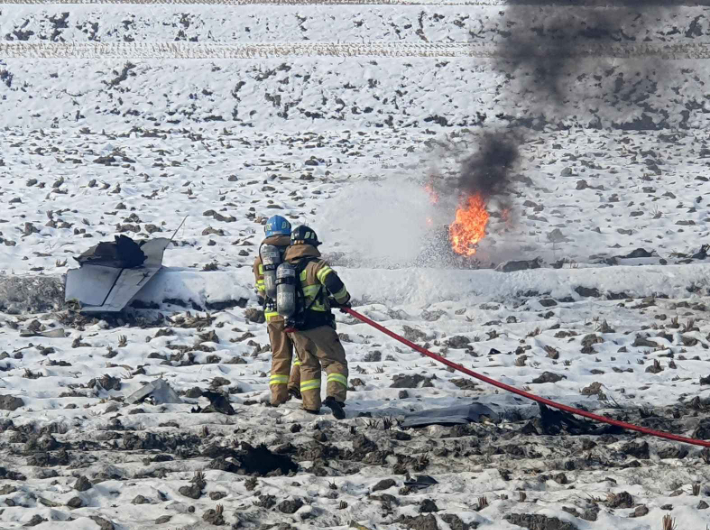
left=65, top=237, right=171, bottom=313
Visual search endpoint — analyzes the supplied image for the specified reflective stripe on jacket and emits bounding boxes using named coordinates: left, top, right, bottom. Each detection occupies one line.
left=283, top=243, right=350, bottom=328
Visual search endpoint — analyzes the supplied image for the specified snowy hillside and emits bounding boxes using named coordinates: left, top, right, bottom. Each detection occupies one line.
left=2, top=5, right=710, bottom=129
left=2, top=2, right=710, bottom=530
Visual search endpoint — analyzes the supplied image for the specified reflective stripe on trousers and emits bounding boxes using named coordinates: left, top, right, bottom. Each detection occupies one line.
left=300, top=378, right=321, bottom=392
left=270, top=374, right=289, bottom=386
left=327, top=373, right=347, bottom=387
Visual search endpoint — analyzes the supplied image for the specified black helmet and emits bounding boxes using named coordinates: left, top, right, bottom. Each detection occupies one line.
left=291, top=225, right=321, bottom=247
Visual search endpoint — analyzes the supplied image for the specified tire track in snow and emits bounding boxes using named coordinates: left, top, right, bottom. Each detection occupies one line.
left=0, top=0, right=705, bottom=5
left=2, top=41, right=710, bottom=59
left=0, top=0, right=515, bottom=5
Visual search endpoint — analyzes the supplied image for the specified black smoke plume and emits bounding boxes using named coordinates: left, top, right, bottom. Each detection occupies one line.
left=458, top=133, right=520, bottom=199
left=508, top=1, right=702, bottom=5
left=454, top=1, right=685, bottom=200
left=494, top=2, right=679, bottom=122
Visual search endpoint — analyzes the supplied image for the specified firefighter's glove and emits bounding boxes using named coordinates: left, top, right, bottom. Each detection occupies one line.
left=338, top=301, right=352, bottom=314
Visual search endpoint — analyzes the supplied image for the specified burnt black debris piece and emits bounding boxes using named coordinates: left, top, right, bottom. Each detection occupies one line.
left=693, top=245, right=709, bottom=260
left=391, top=374, right=428, bottom=389
left=622, top=248, right=654, bottom=259
left=0, top=395, right=24, bottom=411
left=402, top=403, right=498, bottom=428
left=397, top=514, right=439, bottom=530
left=0, top=467, right=27, bottom=481
left=498, top=258, right=543, bottom=273
left=127, top=379, right=182, bottom=405
left=277, top=498, right=304, bottom=514
left=404, top=475, right=439, bottom=490
left=200, top=391, right=236, bottom=415
left=203, top=442, right=298, bottom=476
left=523, top=403, right=623, bottom=437
left=73, top=475, right=92, bottom=492
left=75, top=235, right=146, bottom=268
left=372, top=479, right=397, bottom=492
left=505, top=513, right=579, bottom=530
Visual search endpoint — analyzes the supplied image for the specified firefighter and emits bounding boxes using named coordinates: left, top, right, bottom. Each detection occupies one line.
left=253, top=215, right=301, bottom=406
left=283, top=225, right=350, bottom=420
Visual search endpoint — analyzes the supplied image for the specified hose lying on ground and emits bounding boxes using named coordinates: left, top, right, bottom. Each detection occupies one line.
left=344, top=307, right=710, bottom=448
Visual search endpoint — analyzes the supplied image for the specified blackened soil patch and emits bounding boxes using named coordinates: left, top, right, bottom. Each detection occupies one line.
left=204, top=442, right=297, bottom=476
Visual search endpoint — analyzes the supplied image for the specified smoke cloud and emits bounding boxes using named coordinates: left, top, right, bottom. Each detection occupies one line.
left=494, top=3, right=678, bottom=121
left=319, top=176, right=440, bottom=269
left=451, top=1, right=681, bottom=200
left=458, top=133, right=520, bottom=200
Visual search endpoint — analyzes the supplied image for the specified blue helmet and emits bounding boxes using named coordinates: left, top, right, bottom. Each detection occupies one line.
left=264, top=215, right=292, bottom=237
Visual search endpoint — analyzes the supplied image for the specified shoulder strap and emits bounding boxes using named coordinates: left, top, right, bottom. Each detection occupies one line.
left=294, top=256, right=318, bottom=274
left=294, top=257, right=324, bottom=314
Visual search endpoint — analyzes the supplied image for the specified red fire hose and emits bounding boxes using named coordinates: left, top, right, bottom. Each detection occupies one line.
left=344, top=307, right=710, bottom=448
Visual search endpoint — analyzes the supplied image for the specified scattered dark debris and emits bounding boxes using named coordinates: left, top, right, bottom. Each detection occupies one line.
left=372, top=478, right=396, bottom=492
left=66, top=496, right=83, bottom=509
left=451, top=378, right=478, bottom=391
left=531, top=372, right=565, bottom=384
left=195, top=391, right=236, bottom=415
left=0, top=394, right=24, bottom=411
left=244, top=308, right=265, bottom=324
left=581, top=382, right=604, bottom=397
left=121, top=432, right=201, bottom=453
left=391, top=374, right=432, bottom=388
left=440, top=514, right=477, bottom=530
left=26, top=450, right=70, bottom=467
left=405, top=475, right=438, bottom=490
left=202, top=504, right=226, bottom=526
left=633, top=335, right=659, bottom=349
left=499, top=258, right=542, bottom=273
left=505, top=514, right=578, bottom=530
left=179, top=471, right=206, bottom=500
left=606, top=491, right=634, bottom=509
left=23, top=515, right=47, bottom=527
left=204, top=442, right=298, bottom=476
left=523, top=404, right=621, bottom=437
left=0, top=467, right=27, bottom=481
left=277, top=498, right=304, bottom=514
left=363, top=350, right=382, bottom=362
left=621, top=441, right=649, bottom=460
left=419, top=499, right=439, bottom=513
left=657, top=446, right=688, bottom=460
left=74, top=475, right=92, bottom=492
left=89, top=515, right=115, bottom=530
left=88, top=374, right=122, bottom=391
left=575, top=286, right=600, bottom=298
left=445, top=336, right=471, bottom=349
left=398, top=514, right=440, bottom=530
left=132, top=495, right=150, bottom=505
left=402, top=326, right=428, bottom=342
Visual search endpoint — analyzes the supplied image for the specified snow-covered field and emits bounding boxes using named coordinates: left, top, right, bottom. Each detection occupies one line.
left=2, top=2, right=710, bottom=530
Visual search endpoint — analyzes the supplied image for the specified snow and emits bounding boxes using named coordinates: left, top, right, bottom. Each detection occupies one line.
left=1, top=2, right=710, bottom=530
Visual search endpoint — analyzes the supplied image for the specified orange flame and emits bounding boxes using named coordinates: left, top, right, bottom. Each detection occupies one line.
left=449, top=194, right=489, bottom=256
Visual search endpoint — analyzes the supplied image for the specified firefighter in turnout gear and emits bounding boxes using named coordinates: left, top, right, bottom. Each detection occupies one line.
left=283, top=225, right=350, bottom=420
left=253, top=215, right=301, bottom=406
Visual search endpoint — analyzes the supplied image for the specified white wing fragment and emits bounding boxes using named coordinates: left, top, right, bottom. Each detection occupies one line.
left=64, top=236, right=171, bottom=313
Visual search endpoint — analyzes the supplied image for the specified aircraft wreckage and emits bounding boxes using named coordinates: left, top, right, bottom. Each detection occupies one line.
left=64, top=234, right=171, bottom=313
